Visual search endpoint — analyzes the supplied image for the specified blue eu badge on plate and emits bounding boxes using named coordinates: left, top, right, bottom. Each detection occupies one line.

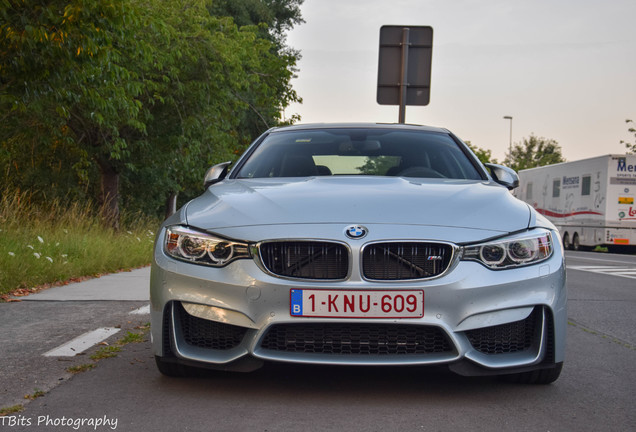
left=290, top=289, right=303, bottom=316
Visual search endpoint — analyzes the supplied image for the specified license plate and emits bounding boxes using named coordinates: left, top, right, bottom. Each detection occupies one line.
left=290, top=289, right=424, bottom=318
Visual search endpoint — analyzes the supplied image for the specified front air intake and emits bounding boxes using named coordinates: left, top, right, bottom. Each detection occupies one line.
left=362, top=242, right=454, bottom=280
left=259, top=241, right=349, bottom=280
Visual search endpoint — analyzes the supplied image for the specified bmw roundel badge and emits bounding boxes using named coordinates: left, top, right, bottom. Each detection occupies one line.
left=345, top=225, right=368, bottom=239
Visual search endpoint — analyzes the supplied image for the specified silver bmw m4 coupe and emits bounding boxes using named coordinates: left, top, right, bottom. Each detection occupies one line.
left=150, top=123, right=566, bottom=384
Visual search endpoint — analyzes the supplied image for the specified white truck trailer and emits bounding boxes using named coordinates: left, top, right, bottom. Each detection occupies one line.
left=515, top=154, right=636, bottom=250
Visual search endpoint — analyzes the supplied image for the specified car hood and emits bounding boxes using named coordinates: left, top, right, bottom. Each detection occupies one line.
left=184, top=177, right=531, bottom=234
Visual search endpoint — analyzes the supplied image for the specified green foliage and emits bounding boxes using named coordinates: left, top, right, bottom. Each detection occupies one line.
left=23, top=389, right=46, bottom=400
left=503, top=134, right=565, bottom=172
left=202, top=0, right=304, bottom=154
left=1, top=0, right=158, bottom=226
left=0, top=188, right=157, bottom=297
left=209, top=0, right=304, bottom=46
left=123, top=2, right=301, bottom=214
left=621, top=119, right=636, bottom=154
left=0, top=404, right=24, bottom=416
left=1, top=0, right=303, bottom=221
left=90, top=345, right=121, bottom=360
left=66, top=364, right=96, bottom=374
left=464, top=141, right=497, bottom=165
left=119, top=331, right=145, bottom=344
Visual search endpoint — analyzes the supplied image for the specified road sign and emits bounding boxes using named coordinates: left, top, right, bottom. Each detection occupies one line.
left=377, top=26, right=433, bottom=122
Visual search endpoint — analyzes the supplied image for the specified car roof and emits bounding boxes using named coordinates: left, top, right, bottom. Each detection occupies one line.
left=268, top=123, right=450, bottom=134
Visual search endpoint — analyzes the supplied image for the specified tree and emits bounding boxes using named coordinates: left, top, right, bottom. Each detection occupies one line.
left=121, top=0, right=303, bottom=217
left=1, top=0, right=303, bottom=225
left=464, top=141, right=497, bottom=165
left=503, top=135, right=565, bottom=172
left=1, top=0, right=155, bottom=228
left=207, top=0, right=304, bottom=141
left=621, top=119, right=636, bottom=154
left=209, top=0, right=304, bottom=46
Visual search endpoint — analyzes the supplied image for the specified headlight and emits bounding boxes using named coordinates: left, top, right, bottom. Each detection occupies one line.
left=462, top=229, right=553, bottom=269
left=164, top=226, right=250, bottom=267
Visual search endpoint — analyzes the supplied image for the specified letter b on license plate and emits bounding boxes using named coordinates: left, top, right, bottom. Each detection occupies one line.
left=290, top=289, right=424, bottom=318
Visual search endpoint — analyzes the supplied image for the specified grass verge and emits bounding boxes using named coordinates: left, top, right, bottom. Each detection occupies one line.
left=0, top=188, right=160, bottom=298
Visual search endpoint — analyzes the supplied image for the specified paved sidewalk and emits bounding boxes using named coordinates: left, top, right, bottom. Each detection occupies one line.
left=18, top=267, right=151, bottom=301
left=1, top=267, right=151, bottom=408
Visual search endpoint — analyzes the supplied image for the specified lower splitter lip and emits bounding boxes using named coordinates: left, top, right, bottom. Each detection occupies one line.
left=165, top=300, right=555, bottom=372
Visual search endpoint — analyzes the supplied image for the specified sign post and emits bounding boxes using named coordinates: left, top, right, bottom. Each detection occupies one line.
left=377, top=26, right=433, bottom=123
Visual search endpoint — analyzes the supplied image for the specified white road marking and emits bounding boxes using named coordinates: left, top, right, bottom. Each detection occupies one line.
left=129, top=304, right=150, bottom=315
left=567, top=265, right=636, bottom=280
left=43, top=327, right=121, bottom=357
left=567, top=255, right=636, bottom=265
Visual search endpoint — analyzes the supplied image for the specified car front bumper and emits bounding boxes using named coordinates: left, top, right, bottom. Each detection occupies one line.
left=150, top=224, right=567, bottom=375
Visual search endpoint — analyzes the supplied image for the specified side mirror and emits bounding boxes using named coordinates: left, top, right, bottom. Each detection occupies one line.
left=484, top=163, right=519, bottom=190
left=204, top=161, right=232, bottom=189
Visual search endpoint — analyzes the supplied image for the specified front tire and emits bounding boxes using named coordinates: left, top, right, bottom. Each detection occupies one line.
left=502, top=363, right=563, bottom=385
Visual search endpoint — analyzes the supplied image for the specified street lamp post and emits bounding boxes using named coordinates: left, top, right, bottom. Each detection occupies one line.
left=503, top=116, right=513, bottom=158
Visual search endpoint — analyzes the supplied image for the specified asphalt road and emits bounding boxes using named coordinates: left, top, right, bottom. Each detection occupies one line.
left=1, top=252, right=635, bottom=432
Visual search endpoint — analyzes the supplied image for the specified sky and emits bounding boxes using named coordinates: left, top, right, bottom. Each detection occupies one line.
left=284, top=0, right=636, bottom=162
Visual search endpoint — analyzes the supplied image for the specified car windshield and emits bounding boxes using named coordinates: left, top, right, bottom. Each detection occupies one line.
left=235, top=128, right=483, bottom=180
